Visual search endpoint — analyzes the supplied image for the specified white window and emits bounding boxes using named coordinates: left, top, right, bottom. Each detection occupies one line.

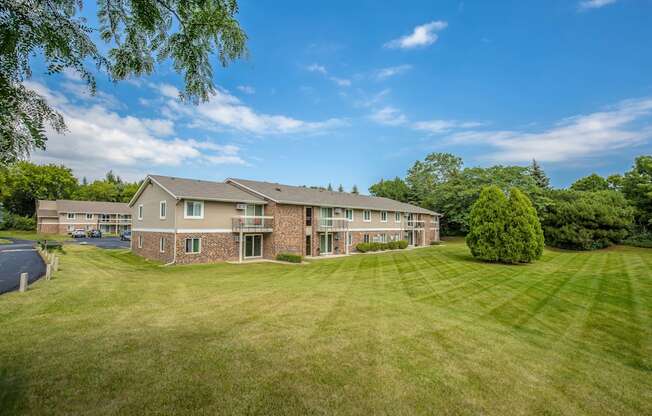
left=347, top=233, right=352, bottom=246
left=395, top=212, right=401, bottom=223
left=138, top=234, right=143, bottom=248
left=138, top=204, right=143, bottom=220
left=380, top=233, right=387, bottom=243
left=159, top=237, right=166, bottom=253
left=86, top=213, right=93, bottom=220
left=345, top=209, right=353, bottom=221
left=363, top=234, right=370, bottom=243
left=380, top=211, right=387, bottom=222
left=67, top=213, right=75, bottom=220
left=185, top=237, right=201, bottom=253
left=159, top=201, right=167, bottom=219
left=68, top=225, right=74, bottom=232
left=363, top=210, right=371, bottom=222
left=184, top=201, right=203, bottom=219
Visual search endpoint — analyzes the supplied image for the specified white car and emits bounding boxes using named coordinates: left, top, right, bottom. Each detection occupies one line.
left=71, top=229, right=86, bottom=238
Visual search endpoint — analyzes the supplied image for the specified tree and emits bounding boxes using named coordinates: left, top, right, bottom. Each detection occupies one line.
left=406, top=152, right=462, bottom=204
left=529, top=159, right=550, bottom=189
left=570, top=173, right=609, bottom=192
left=622, top=155, right=652, bottom=230
left=503, top=188, right=544, bottom=263
left=0, top=0, right=247, bottom=165
left=337, top=184, right=344, bottom=192
left=542, top=190, right=633, bottom=250
left=327, top=183, right=333, bottom=191
left=0, top=162, right=78, bottom=216
left=368, top=177, right=410, bottom=202
left=466, top=186, right=509, bottom=262
left=351, top=185, right=359, bottom=194
left=75, top=180, right=119, bottom=202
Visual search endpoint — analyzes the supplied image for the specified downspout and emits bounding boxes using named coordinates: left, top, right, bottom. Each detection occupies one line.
left=164, top=198, right=178, bottom=266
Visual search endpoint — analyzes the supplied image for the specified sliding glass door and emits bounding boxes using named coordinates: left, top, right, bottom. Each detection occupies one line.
left=319, top=233, right=333, bottom=254
left=244, top=234, right=262, bottom=258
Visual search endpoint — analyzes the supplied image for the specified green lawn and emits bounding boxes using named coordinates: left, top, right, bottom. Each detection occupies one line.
left=0, top=238, right=11, bottom=244
left=0, top=230, right=71, bottom=242
left=1, top=239, right=651, bottom=415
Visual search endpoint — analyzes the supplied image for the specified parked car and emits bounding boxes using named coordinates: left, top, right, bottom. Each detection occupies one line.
left=71, top=229, right=86, bottom=238
left=89, top=229, right=102, bottom=238
left=120, top=230, right=131, bottom=241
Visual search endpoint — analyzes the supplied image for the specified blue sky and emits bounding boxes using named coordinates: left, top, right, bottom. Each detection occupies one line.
left=30, top=0, right=652, bottom=190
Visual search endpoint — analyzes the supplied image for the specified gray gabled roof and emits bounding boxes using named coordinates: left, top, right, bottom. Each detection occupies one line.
left=37, top=200, right=131, bottom=215
left=227, top=178, right=439, bottom=215
left=145, top=175, right=266, bottom=204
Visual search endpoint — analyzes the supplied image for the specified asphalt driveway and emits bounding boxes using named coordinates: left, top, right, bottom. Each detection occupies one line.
left=0, top=239, right=46, bottom=294
left=69, top=237, right=130, bottom=249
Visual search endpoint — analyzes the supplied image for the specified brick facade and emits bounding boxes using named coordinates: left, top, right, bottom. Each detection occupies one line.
left=174, top=232, right=240, bottom=264
left=132, top=231, right=175, bottom=263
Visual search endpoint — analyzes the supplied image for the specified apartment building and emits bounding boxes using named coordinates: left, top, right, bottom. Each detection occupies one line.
left=36, top=200, right=132, bottom=235
left=129, top=175, right=441, bottom=264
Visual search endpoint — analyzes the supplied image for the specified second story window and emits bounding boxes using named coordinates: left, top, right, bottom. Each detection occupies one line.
left=67, top=213, right=75, bottom=220
left=381, top=211, right=387, bottom=222
left=345, top=209, right=353, bottom=221
left=86, top=213, right=93, bottom=220
left=138, top=205, right=143, bottom=220
left=184, top=201, right=203, bottom=219
left=160, top=201, right=167, bottom=219
left=306, top=207, right=312, bottom=226
left=363, top=210, right=371, bottom=222
left=395, top=212, right=401, bottom=223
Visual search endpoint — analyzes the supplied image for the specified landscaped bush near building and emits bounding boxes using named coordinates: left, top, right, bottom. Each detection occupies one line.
left=0, top=213, right=36, bottom=231
left=541, top=190, right=633, bottom=250
left=356, top=240, right=409, bottom=252
left=466, top=186, right=544, bottom=264
left=276, top=253, right=302, bottom=263
left=622, top=232, right=652, bottom=248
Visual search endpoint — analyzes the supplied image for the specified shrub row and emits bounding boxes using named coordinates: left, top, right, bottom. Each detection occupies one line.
left=356, top=240, right=408, bottom=253
left=1, top=213, right=36, bottom=231
left=276, top=252, right=303, bottom=263
left=622, top=232, right=652, bottom=248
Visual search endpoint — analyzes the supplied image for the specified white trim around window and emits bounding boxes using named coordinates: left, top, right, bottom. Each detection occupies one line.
left=138, top=234, right=143, bottom=248
left=159, top=200, right=167, bottom=220
left=395, top=212, right=401, bottom=223
left=347, top=232, right=352, bottom=246
left=138, top=204, right=143, bottom=220
left=159, top=237, right=166, bottom=253
left=363, top=210, right=371, bottom=222
left=380, top=211, right=388, bottom=222
left=345, top=208, right=353, bottom=221
left=86, top=213, right=93, bottom=220
left=184, top=200, right=204, bottom=219
left=67, top=213, right=75, bottom=220
left=185, top=237, right=201, bottom=254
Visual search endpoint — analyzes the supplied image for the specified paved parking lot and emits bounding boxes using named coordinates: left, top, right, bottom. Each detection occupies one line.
left=69, top=237, right=130, bottom=249
left=0, top=239, right=45, bottom=294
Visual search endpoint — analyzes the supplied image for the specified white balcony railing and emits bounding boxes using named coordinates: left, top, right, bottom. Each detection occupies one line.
left=317, top=217, right=350, bottom=231
left=405, top=219, right=426, bottom=229
left=232, top=216, right=274, bottom=232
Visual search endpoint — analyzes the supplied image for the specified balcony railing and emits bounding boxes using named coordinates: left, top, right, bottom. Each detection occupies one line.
left=405, top=219, right=425, bottom=229
left=317, top=217, right=350, bottom=231
left=98, top=218, right=132, bottom=223
left=232, top=216, right=274, bottom=232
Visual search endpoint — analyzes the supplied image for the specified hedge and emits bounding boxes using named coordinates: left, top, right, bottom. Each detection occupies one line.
left=276, top=252, right=303, bottom=263
left=1, top=213, right=36, bottom=231
left=356, top=240, right=408, bottom=253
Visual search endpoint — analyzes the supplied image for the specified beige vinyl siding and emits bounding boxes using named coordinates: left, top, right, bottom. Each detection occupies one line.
left=175, top=200, right=242, bottom=230
left=133, top=181, right=176, bottom=228
left=347, top=209, right=403, bottom=229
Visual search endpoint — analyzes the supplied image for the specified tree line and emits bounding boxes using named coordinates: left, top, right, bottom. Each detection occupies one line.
left=0, top=162, right=141, bottom=223
left=369, top=153, right=652, bottom=250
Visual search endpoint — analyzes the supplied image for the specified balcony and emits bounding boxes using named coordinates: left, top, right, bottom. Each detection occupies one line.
left=317, top=217, right=350, bottom=232
left=98, top=218, right=132, bottom=224
left=232, top=216, right=274, bottom=233
left=404, top=220, right=425, bottom=229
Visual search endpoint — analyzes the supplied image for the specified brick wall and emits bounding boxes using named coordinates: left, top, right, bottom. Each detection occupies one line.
left=269, top=203, right=304, bottom=259
left=175, top=232, right=239, bottom=264
left=132, top=231, right=175, bottom=263
left=37, top=223, right=59, bottom=234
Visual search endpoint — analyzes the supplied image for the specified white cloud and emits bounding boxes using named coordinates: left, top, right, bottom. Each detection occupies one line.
left=27, top=81, right=245, bottom=179
left=413, top=119, right=484, bottom=134
left=236, top=85, right=256, bottom=94
left=446, top=97, right=652, bottom=162
left=157, top=83, right=180, bottom=99
left=579, top=0, right=617, bottom=10
left=384, top=21, right=448, bottom=49
left=305, top=64, right=351, bottom=87
left=370, top=106, right=407, bottom=126
left=169, top=86, right=346, bottom=135
left=374, top=65, right=413, bottom=80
